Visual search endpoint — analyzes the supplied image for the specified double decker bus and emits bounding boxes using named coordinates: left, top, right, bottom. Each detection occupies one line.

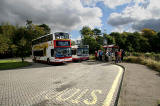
left=72, top=45, right=89, bottom=61
left=32, top=32, right=72, bottom=64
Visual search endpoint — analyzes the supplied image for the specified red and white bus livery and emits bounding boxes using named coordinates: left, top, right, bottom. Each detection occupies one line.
left=32, top=32, right=72, bottom=64
left=72, top=45, right=89, bottom=61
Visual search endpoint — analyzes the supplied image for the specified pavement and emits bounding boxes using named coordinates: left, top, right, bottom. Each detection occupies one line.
left=118, top=63, right=160, bottom=106
left=0, top=61, right=123, bottom=106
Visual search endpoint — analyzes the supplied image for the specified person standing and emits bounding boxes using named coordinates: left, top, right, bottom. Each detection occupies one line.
left=117, top=49, right=122, bottom=63
left=99, top=50, right=103, bottom=61
left=108, top=50, right=112, bottom=62
left=95, top=51, right=98, bottom=60
left=105, top=50, right=109, bottom=61
left=115, top=50, right=118, bottom=63
left=121, top=49, right=125, bottom=62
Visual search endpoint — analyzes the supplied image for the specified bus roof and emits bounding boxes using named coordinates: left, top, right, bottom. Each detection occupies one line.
left=32, top=32, right=70, bottom=42
left=32, top=33, right=52, bottom=41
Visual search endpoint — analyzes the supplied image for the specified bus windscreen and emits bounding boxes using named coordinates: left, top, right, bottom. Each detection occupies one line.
left=55, top=47, right=71, bottom=57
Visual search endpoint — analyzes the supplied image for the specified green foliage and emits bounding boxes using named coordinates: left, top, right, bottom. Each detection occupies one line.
left=110, top=32, right=126, bottom=50
left=124, top=56, right=160, bottom=72
left=0, top=21, right=50, bottom=59
left=80, top=26, right=93, bottom=36
left=92, top=28, right=101, bottom=36
left=96, top=35, right=103, bottom=45
left=89, top=54, right=95, bottom=60
left=141, top=28, right=157, bottom=52
left=82, top=35, right=97, bottom=53
left=80, top=26, right=160, bottom=54
left=71, top=40, right=76, bottom=46
left=38, top=24, right=51, bottom=34
left=0, top=34, right=9, bottom=53
left=104, top=34, right=115, bottom=45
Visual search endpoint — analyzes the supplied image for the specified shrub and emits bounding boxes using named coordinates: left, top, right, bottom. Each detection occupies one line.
left=132, top=52, right=142, bottom=57
left=124, top=56, right=160, bottom=72
left=89, top=55, right=95, bottom=60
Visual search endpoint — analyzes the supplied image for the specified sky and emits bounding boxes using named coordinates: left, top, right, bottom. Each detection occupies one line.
left=0, top=0, right=160, bottom=40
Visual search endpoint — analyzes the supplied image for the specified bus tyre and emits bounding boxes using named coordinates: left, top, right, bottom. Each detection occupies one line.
left=47, top=59, right=50, bottom=65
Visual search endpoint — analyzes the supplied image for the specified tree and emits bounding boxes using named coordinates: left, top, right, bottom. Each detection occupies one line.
left=0, top=34, right=9, bottom=54
left=103, top=34, right=115, bottom=45
left=154, top=32, right=160, bottom=52
left=26, top=20, right=33, bottom=29
left=82, top=35, right=98, bottom=53
left=92, top=28, right=101, bottom=36
left=110, top=32, right=127, bottom=50
left=38, top=24, right=51, bottom=34
left=18, top=37, right=28, bottom=62
left=0, top=23, right=17, bottom=57
left=80, top=26, right=93, bottom=37
left=13, top=27, right=30, bottom=62
left=96, top=35, right=103, bottom=45
left=71, top=40, right=75, bottom=46
left=141, top=28, right=157, bottom=51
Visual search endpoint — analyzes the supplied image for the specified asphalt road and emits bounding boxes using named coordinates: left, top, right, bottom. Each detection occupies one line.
left=0, top=61, right=123, bottom=106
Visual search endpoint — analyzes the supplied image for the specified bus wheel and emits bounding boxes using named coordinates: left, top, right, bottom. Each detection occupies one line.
left=47, top=59, right=50, bottom=65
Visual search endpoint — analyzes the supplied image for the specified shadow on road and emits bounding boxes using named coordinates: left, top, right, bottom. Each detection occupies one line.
left=22, top=62, right=67, bottom=69
left=156, top=73, right=160, bottom=77
left=0, top=61, right=68, bottom=71
left=81, top=60, right=112, bottom=66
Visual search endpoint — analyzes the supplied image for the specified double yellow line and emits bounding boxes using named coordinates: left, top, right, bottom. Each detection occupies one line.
left=103, top=66, right=123, bottom=106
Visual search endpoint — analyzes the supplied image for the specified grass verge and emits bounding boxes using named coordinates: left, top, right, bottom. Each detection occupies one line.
left=158, top=100, right=160, bottom=106
left=0, top=59, right=31, bottom=70
left=124, top=56, right=160, bottom=72
left=89, top=54, right=95, bottom=60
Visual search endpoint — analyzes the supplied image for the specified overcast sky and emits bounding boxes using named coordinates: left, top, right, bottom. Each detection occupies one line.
left=0, top=0, right=160, bottom=40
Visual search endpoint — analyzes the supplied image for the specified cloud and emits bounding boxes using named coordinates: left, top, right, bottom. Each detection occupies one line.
left=107, top=13, right=135, bottom=26
left=0, top=0, right=102, bottom=32
left=103, top=0, right=131, bottom=9
left=107, top=0, right=160, bottom=32
left=132, top=19, right=160, bottom=31
left=81, top=0, right=132, bottom=9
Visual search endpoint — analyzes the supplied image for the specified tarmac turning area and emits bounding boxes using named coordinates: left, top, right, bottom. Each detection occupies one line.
left=0, top=62, right=123, bottom=106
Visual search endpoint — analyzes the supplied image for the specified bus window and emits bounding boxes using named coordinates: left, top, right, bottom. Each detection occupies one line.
left=83, top=48, right=89, bottom=54
left=49, top=34, right=53, bottom=41
left=77, top=48, right=83, bottom=56
left=41, top=37, right=45, bottom=43
left=44, top=48, right=46, bottom=56
left=55, top=32, right=69, bottom=39
left=33, top=50, right=43, bottom=56
left=72, top=49, right=76, bottom=55
left=51, top=49, right=54, bottom=57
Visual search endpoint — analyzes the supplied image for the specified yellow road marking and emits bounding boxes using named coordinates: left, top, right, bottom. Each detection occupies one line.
left=71, top=89, right=89, bottom=104
left=103, top=66, right=123, bottom=106
left=45, top=89, right=68, bottom=100
left=84, top=90, right=102, bottom=105
left=56, top=88, right=81, bottom=101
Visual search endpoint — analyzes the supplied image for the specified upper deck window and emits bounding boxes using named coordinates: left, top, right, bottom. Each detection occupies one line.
left=32, top=34, right=53, bottom=45
left=55, top=32, right=69, bottom=39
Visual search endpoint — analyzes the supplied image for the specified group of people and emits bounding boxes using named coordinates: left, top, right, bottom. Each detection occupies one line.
left=95, top=49, right=125, bottom=63
left=115, top=49, right=125, bottom=63
left=95, top=50, right=103, bottom=61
